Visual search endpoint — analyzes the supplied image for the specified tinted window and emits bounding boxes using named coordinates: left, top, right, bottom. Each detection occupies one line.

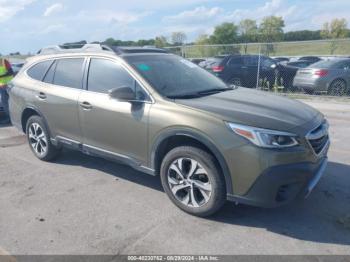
left=261, top=57, right=275, bottom=67
left=125, top=54, right=230, bottom=98
left=244, top=56, right=258, bottom=66
left=53, top=58, right=84, bottom=89
left=27, top=60, right=53, bottom=81
left=43, top=61, right=57, bottom=83
left=312, top=59, right=346, bottom=69
left=228, top=57, right=242, bottom=65
left=87, top=58, right=148, bottom=100
left=88, top=59, right=135, bottom=93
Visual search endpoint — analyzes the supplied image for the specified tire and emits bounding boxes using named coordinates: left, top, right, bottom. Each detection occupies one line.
left=328, top=79, right=348, bottom=96
left=26, top=115, right=60, bottom=161
left=229, top=77, right=242, bottom=87
left=160, top=146, right=226, bottom=217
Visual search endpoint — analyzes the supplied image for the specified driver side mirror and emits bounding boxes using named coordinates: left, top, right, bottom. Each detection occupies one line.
left=108, top=87, right=136, bottom=102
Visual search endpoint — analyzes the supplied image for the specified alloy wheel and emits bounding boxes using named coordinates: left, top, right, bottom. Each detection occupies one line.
left=28, top=123, right=48, bottom=156
left=167, top=158, right=212, bottom=208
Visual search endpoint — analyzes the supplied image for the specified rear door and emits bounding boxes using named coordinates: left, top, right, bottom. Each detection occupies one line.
left=224, top=56, right=243, bottom=84
left=33, top=57, right=85, bottom=144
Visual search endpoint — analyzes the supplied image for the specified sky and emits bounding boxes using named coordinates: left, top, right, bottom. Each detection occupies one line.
left=1, top=0, right=349, bottom=54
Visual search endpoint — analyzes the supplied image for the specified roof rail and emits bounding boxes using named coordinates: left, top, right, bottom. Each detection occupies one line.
left=37, top=44, right=113, bottom=55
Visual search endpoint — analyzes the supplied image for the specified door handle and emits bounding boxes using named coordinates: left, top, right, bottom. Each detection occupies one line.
left=37, top=92, right=46, bottom=100
left=80, top=101, right=92, bottom=110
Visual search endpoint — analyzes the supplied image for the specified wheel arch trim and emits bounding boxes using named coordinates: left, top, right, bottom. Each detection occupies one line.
left=150, top=128, right=233, bottom=195
left=21, top=106, right=53, bottom=137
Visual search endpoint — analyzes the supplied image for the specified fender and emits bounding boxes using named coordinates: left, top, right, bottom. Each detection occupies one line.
left=21, top=106, right=53, bottom=139
left=151, top=128, right=233, bottom=195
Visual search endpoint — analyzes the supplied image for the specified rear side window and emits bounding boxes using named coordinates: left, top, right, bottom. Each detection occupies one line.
left=244, top=56, right=258, bottom=66
left=87, top=58, right=135, bottom=93
left=53, top=58, right=84, bottom=89
left=27, top=60, right=53, bottom=81
left=228, top=57, right=242, bottom=65
left=43, top=61, right=57, bottom=83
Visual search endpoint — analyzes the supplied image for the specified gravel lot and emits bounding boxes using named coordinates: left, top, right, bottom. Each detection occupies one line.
left=0, top=99, right=349, bottom=255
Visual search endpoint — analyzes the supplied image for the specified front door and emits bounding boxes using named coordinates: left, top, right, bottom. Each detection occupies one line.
left=78, top=57, right=151, bottom=165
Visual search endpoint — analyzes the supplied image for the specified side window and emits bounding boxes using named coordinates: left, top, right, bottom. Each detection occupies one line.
left=53, top=58, right=84, bottom=89
left=27, top=60, right=53, bottom=81
left=43, top=61, right=57, bottom=83
left=228, top=57, right=242, bottom=66
left=88, top=58, right=148, bottom=100
left=244, top=56, right=258, bottom=66
left=261, top=58, right=275, bottom=68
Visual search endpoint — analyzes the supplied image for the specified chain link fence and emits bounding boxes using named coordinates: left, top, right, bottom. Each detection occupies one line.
left=166, top=38, right=350, bottom=97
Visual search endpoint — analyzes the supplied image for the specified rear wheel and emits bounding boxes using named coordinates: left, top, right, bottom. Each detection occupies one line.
left=160, top=146, right=226, bottom=217
left=328, top=79, right=347, bottom=96
left=229, top=77, right=242, bottom=87
left=26, top=115, right=60, bottom=161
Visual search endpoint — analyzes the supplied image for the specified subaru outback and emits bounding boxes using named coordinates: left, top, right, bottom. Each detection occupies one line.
left=8, top=45, right=330, bottom=217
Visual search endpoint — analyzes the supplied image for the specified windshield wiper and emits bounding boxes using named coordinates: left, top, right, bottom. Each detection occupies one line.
left=197, top=87, right=234, bottom=95
left=167, top=87, right=234, bottom=99
left=167, top=93, right=202, bottom=99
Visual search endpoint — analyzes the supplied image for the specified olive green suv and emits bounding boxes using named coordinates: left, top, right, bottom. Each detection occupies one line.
left=8, top=45, right=330, bottom=217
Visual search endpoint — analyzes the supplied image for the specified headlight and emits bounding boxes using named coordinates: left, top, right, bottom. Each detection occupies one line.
left=227, top=123, right=299, bottom=148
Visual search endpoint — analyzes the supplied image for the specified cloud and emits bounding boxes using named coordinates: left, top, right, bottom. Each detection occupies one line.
left=43, top=3, right=63, bottom=17
left=77, top=10, right=150, bottom=25
left=38, top=24, right=64, bottom=34
left=163, top=6, right=223, bottom=24
left=0, top=0, right=35, bottom=22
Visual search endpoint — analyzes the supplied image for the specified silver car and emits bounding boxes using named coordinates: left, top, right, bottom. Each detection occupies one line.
left=293, top=58, right=350, bottom=96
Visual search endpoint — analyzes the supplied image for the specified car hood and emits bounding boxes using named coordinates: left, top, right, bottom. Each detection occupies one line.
left=175, top=88, right=322, bottom=134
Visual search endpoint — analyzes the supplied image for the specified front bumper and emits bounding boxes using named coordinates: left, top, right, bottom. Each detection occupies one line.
left=227, top=157, right=328, bottom=208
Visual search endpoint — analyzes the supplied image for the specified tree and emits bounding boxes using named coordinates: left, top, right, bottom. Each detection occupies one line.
left=239, top=19, right=258, bottom=42
left=210, top=22, right=238, bottom=44
left=321, top=18, right=348, bottom=39
left=259, top=16, right=285, bottom=42
left=239, top=19, right=258, bottom=53
left=195, top=34, right=211, bottom=45
left=321, top=18, right=348, bottom=54
left=154, top=36, right=168, bottom=48
left=171, top=32, right=187, bottom=45
left=284, top=30, right=321, bottom=41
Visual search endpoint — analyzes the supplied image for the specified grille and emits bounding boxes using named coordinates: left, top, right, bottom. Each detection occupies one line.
left=309, top=134, right=329, bottom=154
left=307, top=121, right=329, bottom=155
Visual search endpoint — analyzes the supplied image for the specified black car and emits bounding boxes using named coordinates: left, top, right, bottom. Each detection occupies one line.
left=274, top=57, right=290, bottom=63
left=209, top=54, right=278, bottom=88
left=278, top=60, right=316, bottom=90
left=298, top=56, right=322, bottom=63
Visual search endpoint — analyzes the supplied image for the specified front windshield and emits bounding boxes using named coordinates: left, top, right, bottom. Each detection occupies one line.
left=124, top=54, right=230, bottom=98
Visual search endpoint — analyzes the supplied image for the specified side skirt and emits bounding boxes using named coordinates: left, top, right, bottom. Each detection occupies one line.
left=51, top=136, right=156, bottom=176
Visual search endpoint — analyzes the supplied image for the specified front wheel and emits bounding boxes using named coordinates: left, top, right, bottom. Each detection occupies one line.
left=160, top=146, right=226, bottom=217
left=26, top=115, right=60, bottom=161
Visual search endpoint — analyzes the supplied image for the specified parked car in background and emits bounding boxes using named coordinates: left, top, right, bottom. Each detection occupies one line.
left=198, top=57, right=224, bottom=70
left=190, top=58, right=206, bottom=65
left=209, top=54, right=278, bottom=88
left=10, top=62, right=25, bottom=76
left=298, top=56, right=322, bottom=63
left=279, top=60, right=316, bottom=91
left=274, top=57, right=290, bottom=63
left=293, top=58, right=350, bottom=96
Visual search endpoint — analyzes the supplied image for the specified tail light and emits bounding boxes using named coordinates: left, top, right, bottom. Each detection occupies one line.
left=212, top=65, right=224, bottom=73
left=313, top=69, right=328, bottom=77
